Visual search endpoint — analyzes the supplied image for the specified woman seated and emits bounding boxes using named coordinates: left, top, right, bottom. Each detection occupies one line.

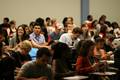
left=76, top=40, right=99, bottom=75
left=94, top=37, right=107, bottom=61
left=51, top=42, right=75, bottom=79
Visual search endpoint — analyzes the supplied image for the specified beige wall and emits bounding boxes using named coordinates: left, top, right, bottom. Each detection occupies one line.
left=90, top=0, right=120, bottom=24
left=0, top=0, right=80, bottom=26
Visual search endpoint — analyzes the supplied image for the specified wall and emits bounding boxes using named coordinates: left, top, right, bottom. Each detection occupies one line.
left=0, top=0, right=80, bottom=26
left=90, top=0, right=120, bottom=24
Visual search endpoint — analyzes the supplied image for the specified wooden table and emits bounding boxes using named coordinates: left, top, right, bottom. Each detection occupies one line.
left=63, top=75, right=88, bottom=80
left=90, top=72, right=116, bottom=80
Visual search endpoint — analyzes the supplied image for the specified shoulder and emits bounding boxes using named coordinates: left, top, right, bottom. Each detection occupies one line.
left=76, top=56, right=87, bottom=61
left=10, top=51, right=20, bottom=57
left=47, top=64, right=52, bottom=70
left=59, top=33, right=70, bottom=39
left=20, top=61, right=35, bottom=70
left=61, top=33, right=69, bottom=36
left=29, top=32, right=35, bottom=37
left=40, top=34, right=45, bottom=37
left=0, top=54, right=15, bottom=66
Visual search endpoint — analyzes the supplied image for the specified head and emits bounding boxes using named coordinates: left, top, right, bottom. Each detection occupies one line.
left=22, top=24, right=30, bottom=35
left=66, top=23, right=74, bottom=33
left=33, top=22, right=42, bottom=35
left=72, top=27, right=81, bottom=40
left=100, top=25, right=107, bottom=34
left=111, top=22, right=119, bottom=29
left=95, top=37, right=105, bottom=49
left=35, top=17, right=45, bottom=27
left=76, top=40, right=85, bottom=55
left=87, top=15, right=93, bottom=21
left=67, top=17, right=74, bottom=24
left=52, top=42, right=71, bottom=59
left=29, top=21, right=36, bottom=32
left=19, top=40, right=32, bottom=55
left=62, top=17, right=73, bottom=27
left=17, top=25, right=26, bottom=37
left=79, top=40, right=95, bottom=57
left=112, top=38, right=120, bottom=48
left=36, top=47, right=51, bottom=65
left=81, top=23, right=88, bottom=31
left=16, top=25, right=29, bottom=43
left=3, top=17, right=9, bottom=24
left=45, top=17, right=51, bottom=26
left=99, top=15, right=106, bottom=24
left=9, top=20, right=16, bottom=28
left=92, top=20, right=98, bottom=28
left=106, top=34, right=115, bottom=45
left=62, top=17, right=68, bottom=27
left=54, top=22, right=62, bottom=33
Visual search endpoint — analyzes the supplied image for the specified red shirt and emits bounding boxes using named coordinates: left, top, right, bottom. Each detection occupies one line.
left=76, top=56, right=95, bottom=74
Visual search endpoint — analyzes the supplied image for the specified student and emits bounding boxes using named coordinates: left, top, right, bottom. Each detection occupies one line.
left=17, top=47, right=52, bottom=80
left=10, top=40, right=32, bottom=68
left=51, top=42, right=74, bottom=79
left=29, top=22, right=48, bottom=48
left=59, top=27, right=81, bottom=47
left=9, top=24, right=29, bottom=48
left=76, top=40, right=98, bottom=75
left=0, top=30, right=16, bottom=80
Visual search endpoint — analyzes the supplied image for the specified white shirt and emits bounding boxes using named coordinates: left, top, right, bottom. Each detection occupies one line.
left=59, top=33, right=80, bottom=47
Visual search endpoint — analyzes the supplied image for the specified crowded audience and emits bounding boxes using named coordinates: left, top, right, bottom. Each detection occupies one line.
left=0, top=15, right=120, bottom=80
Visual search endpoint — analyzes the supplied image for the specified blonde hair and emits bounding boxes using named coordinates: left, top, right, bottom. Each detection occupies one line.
left=20, top=40, right=32, bottom=51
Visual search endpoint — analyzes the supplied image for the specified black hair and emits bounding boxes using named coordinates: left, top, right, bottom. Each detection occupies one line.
left=72, top=27, right=82, bottom=34
left=35, top=17, right=48, bottom=42
left=46, top=17, right=51, bottom=22
left=36, top=47, right=51, bottom=59
left=76, top=40, right=85, bottom=55
left=79, top=40, right=95, bottom=57
left=62, top=17, right=68, bottom=27
left=52, top=42, right=71, bottom=59
left=32, top=22, right=41, bottom=28
left=95, top=37, right=105, bottom=43
left=4, top=17, right=9, bottom=22
left=29, top=21, right=36, bottom=27
left=105, top=21, right=111, bottom=27
left=9, top=20, right=15, bottom=25
left=35, top=17, right=45, bottom=27
left=16, top=24, right=29, bottom=44
left=87, top=15, right=93, bottom=21
left=111, top=22, right=119, bottom=29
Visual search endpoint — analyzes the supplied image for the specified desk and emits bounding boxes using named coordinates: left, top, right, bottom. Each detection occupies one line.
left=90, top=72, right=116, bottom=80
left=100, top=60, right=114, bottom=64
left=91, top=72, right=116, bottom=76
left=63, top=75, right=88, bottom=80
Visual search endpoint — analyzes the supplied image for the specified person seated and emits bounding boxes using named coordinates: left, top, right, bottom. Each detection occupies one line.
left=0, top=31, right=16, bottom=80
left=10, top=40, right=32, bottom=68
left=76, top=40, right=99, bottom=75
left=59, top=27, right=81, bottom=48
left=29, top=22, right=49, bottom=48
left=94, top=37, right=107, bottom=61
left=49, top=22, right=63, bottom=41
left=9, top=24, right=29, bottom=48
left=51, top=42, right=75, bottom=80
left=16, top=47, right=52, bottom=80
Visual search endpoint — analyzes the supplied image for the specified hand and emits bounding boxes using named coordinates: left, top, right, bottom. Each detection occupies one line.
left=92, top=62, right=99, bottom=70
left=37, top=76, right=48, bottom=80
left=16, top=76, right=48, bottom=80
